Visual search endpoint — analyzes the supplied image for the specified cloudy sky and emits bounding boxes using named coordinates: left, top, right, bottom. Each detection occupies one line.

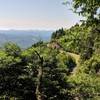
left=0, top=0, right=83, bottom=30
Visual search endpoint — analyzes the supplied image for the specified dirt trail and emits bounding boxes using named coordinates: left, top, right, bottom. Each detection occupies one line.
left=47, top=42, right=80, bottom=74
left=59, top=49, right=80, bottom=74
left=67, top=52, right=80, bottom=74
left=67, top=52, right=80, bottom=66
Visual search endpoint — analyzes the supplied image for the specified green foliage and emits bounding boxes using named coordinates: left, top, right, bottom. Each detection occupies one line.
left=81, top=54, right=100, bottom=75
left=68, top=51, right=100, bottom=100
left=51, top=28, right=66, bottom=39
left=4, top=42, right=21, bottom=57
left=69, top=73, right=100, bottom=99
left=40, top=50, right=71, bottom=100
left=0, top=0, right=99, bottom=99
left=52, top=24, right=90, bottom=54
left=65, top=0, right=100, bottom=25
left=0, top=22, right=99, bottom=99
left=0, top=43, right=36, bottom=99
left=32, top=41, right=44, bottom=47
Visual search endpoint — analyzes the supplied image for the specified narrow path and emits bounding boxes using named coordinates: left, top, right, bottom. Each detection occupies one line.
left=67, top=52, right=80, bottom=66
left=47, top=42, right=80, bottom=74
left=59, top=49, right=80, bottom=74
left=66, top=52, right=80, bottom=74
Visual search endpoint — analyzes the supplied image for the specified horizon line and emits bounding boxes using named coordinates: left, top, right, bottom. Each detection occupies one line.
left=0, top=25, right=74, bottom=31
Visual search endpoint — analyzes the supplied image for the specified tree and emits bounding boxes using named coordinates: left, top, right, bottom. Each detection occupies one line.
left=51, top=28, right=66, bottom=39
left=65, top=0, right=100, bottom=25
left=0, top=43, right=36, bottom=100
left=34, top=51, right=44, bottom=100
left=63, top=0, right=100, bottom=60
left=4, top=42, right=21, bottom=57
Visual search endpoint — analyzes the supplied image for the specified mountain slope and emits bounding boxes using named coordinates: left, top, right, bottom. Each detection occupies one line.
left=0, top=30, right=53, bottom=48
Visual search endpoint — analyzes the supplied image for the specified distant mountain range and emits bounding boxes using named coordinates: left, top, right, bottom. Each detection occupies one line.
left=0, top=30, right=53, bottom=48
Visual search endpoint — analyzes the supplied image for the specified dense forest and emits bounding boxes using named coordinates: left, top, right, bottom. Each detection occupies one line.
left=0, top=0, right=100, bottom=100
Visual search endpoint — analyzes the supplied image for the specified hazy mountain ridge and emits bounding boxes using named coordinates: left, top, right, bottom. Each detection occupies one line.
left=0, top=30, right=53, bottom=48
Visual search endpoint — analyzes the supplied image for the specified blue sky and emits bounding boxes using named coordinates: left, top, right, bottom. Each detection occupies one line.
left=0, top=0, right=83, bottom=30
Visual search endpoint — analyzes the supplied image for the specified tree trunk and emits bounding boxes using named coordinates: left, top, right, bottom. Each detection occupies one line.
left=35, top=66, right=43, bottom=100
left=35, top=51, right=43, bottom=100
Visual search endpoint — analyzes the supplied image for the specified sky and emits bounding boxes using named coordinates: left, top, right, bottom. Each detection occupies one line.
left=0, top=0, right=83, bottom=30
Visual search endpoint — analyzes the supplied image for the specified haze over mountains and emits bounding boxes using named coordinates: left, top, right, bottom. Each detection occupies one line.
left=0, top=30, right=53, bottom=48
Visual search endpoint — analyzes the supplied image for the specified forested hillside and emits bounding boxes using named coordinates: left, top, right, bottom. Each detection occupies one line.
left=0, top=0, right=100, bottom=100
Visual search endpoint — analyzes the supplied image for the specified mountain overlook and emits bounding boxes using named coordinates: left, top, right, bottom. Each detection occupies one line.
left=0, top=23, right=100, bottom=100
left=0, top=0, right=99, bottom=99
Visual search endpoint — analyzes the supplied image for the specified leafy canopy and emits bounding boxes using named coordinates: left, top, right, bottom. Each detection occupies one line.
left=65, top=0, right=100, bottom=24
